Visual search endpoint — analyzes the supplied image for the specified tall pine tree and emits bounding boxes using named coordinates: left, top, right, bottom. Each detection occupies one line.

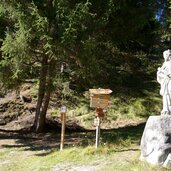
left=0, top=0, right=161, bottom=132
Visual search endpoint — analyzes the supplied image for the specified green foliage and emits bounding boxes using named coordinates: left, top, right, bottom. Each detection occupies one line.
left=0, top=0, right=163, bottom=91
left=108, top=93, right=161, bottom=120
left=54, top=0, right=92, bottom=45
left=0, top=2, right=33, bottom=88
left=0, top=0, right=168, bottom=130
left=168, top=0, right=171, bottom=33
left=0, top=0, right=94, bottom=90
left=157, top=0, right=170, bottom=46
left=64, top=83, right=162, bottom=128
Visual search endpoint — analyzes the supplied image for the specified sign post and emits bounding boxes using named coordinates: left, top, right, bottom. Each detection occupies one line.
left=89, top=89, right=112, bottom=148
left=60, top=106, right=67, bottom=151
left=95, top=116, right=100, bottom=148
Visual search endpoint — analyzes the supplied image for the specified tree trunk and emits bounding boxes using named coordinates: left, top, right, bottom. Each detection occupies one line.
left=34, top=56, right=48, bottom=132
left=34, top=58, right=55, bottom=132
left=35, top=90, right=51, bottom=132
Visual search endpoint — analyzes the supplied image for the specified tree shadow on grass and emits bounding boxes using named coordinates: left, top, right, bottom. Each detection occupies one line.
left=0, top=122, right=145, bottom=156
left=79, top=122, right=145, bottom=148
left=101, top=122, right=145, bottom=144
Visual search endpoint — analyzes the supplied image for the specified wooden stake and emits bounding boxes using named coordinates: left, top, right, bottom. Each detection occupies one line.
left=60, top=112, right=66, bottom=151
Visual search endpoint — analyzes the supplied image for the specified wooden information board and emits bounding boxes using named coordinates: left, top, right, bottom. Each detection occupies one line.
left=89, top=89, right=112, bottom=108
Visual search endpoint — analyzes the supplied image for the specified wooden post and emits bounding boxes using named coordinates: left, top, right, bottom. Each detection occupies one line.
left=95, top=116, right=100, bottom=148
left=60, top=112, right=66, bottom=151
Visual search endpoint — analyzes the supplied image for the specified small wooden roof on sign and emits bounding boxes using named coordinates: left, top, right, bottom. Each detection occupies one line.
left=89, top=88, right=112, bottom=95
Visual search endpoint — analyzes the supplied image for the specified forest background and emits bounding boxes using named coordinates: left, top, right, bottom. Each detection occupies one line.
left=0, top=0, right=171, bottom=133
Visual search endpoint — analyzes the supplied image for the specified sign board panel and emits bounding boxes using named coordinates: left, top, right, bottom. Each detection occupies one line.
left=94, top=118, right=100, bottom=126
left=89, top=88, right=112, bottom=108
left=90, top=95, right=110, bottom=108
left=60, top=106, right=67, bottom=113
left=89, top=90, right=112, bottom=108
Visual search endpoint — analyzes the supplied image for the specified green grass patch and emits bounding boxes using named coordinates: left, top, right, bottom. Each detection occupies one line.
left=0, top=124, right=169, bottom=171
left=61, top=89, right=162, bottom=129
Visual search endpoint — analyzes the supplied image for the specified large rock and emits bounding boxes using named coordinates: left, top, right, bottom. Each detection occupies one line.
left=140, top=115, right=171, bottom=168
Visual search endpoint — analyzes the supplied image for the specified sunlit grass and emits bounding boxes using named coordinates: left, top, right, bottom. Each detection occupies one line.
left=0, top=122, right=144, bottom=171
left=1, top=142, right=169, bottom=171
left=59, top=88, right=162, bottom=129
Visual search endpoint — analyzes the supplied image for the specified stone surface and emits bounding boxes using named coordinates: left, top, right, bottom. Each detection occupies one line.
left=157, top=49, right=171, bottom=115
left=140, top=115, right=171, bottom=168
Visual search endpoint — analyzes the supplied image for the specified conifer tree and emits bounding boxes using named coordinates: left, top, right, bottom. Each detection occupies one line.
left=0, top=0, right=162, bottom=132
left=0, top=0, right=92, bottom=132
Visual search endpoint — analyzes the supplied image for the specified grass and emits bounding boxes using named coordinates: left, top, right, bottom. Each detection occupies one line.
left=55, top=87, right=162, bottom=129
left=27, top=80, right=162, bottom=129
left=0, top=146, right=164, bottom=171
left=0, top=81, right=165, bottom=170
left=0, top=123, right=170, bottom=171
